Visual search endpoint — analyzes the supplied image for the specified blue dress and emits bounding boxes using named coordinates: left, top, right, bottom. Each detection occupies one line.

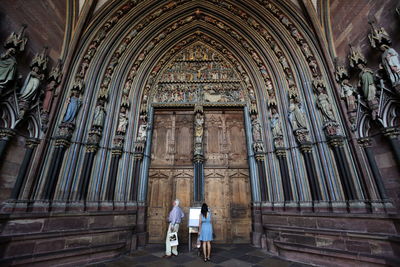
left=199, top=213, right=213, bottom=241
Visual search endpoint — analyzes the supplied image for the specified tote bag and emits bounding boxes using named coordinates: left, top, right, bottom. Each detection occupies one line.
left=169, top=232, right=179, bottom=246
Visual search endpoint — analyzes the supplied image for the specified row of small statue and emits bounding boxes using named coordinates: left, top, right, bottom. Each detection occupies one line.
left=0, top=25, right=62, bottom=130
left=161, top=62, right=237, bottom=82
left=337, top=20, right=400, bottom=124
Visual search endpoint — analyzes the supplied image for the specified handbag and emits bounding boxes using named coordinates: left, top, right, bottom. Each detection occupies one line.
left=169, top=232, right=179, bottom=246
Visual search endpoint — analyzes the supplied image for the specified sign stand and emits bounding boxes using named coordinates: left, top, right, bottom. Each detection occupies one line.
left=188, top=207, right=201, bottom=252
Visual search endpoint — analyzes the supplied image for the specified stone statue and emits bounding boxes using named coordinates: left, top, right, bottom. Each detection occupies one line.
left=19, top=66, right=44, bottom=102
left=380, top=45, right=400, bottom=87
left=357, top=64, right=377, bottom=102
left=137, top=122, right=147, bottom=142
left=317, top=91, right=335, bottom=122
left=42, top=80, right=57, bottom=113
left=270, top=108, right=282, bottom=137
left=340, top=79, right=357, bottom=111
left=0, top=48, right=17, bottom=88
left=194, top=112, right=204, bottom=143
left=117, top=111, right=128, bottom=134
left=288, top=100, right=307, bottom=130
left=301, top=42, right=313, bottom=59
left=251, top=118, right=262, bottom=142
left=62, top=92, right=82, bottom=123
left=92, top=104, right=106, bottom=128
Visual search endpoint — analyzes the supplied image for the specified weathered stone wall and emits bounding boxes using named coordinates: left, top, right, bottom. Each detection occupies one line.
left=330, top=0, right=400, bottom=63
left=0, top=209, right=138, bottom=266
left=262, top=211, right=400, bottom=266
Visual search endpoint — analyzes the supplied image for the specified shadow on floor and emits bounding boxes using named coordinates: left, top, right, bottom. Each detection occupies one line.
left=88, top=243, right=313, bottom=267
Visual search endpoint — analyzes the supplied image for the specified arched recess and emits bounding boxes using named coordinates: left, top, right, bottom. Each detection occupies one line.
left=33, top=0, right=374, bottom=217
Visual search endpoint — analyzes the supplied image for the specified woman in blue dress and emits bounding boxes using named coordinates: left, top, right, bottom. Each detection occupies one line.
left=199, top=203, right=213, bottom=262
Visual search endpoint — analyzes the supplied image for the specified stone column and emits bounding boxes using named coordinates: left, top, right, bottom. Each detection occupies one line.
left=77, top=143, right=98, bottom=201
left=42, top=138, right=70, bottom=200
left=10, top=138, right=40, bottom=199
left=358, top=138, right=388, bottom=200
left=299, top=143, right=322, bottom=201
left=130, top=142, right=144, bottom=201
left=193, top=105, right=205, bottom=204
left=382, top=127, right=400, bottom=167
left=243, top=107, right=260, bottom=202
left=275, top=149, right=293, bottom=202
left=255, top=152, right=268, bottom=202
left=0, top=128, right=15, bottom=160
left=328, top=137, right=356, bottom=201
left=105, top=148, right=122, bottom=201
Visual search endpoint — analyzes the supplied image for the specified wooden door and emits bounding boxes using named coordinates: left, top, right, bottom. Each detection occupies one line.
left=204, top=110, right=251, bottom=243
left=147, top=109, right=251, bottom=244
left=147, top=110, right=193, bottom=243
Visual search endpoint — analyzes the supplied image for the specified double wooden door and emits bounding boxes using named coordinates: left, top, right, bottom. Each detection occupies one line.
left=147, top=109, right=251, bottom=243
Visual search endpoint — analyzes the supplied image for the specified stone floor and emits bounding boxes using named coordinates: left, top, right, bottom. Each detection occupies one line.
left=90, top=243, right=312, bottom=267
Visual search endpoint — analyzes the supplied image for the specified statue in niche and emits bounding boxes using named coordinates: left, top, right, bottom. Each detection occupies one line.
left=309, top=59, right=319, bottom=77
left=291, top=27, right=303, bottom=42
left=92, top=101, right=106, bottom=129
left=42, top=80, right=57, bottom=113
left=0, top=48, right=17, bottom=89
left=19, top=66, right=44, bottom=102
left=340, top=79, right=357, bottom=111
left=357, top=63, right=377, bottom=102
left=251, top=117, right=262, bottom=142
left=137, top=115, right=148, bottom=142
left=317, top=91, right=336, bottom=122
left=117, top=108, right=128, bottom=134
left=380, top=45, right=400, bottom=88
left=288, top=99, right=307, bottom=130
left=62, top=91, right=82, bottom=123
left=301, top=42, right=313, bottom=59
left=270, top=108, right=283, bottom=137
left=194, top=112, right=204, bottom=140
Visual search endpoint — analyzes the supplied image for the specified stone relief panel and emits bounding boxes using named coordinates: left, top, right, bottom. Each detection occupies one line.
left=152, top=42, right=246, bottom=105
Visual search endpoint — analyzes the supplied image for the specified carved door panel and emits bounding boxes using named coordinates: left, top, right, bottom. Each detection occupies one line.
left=229, top=171, right=251, bottom=243
left=204, top=110, right=251, bottom=243
left=148, top=109, right=250, bottom=243
left=148, top=110, right=193, bottom=243
left=147, top=172, right=171, bottom=243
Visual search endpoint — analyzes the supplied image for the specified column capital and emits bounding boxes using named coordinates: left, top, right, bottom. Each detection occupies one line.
left=25, top=138, right=40, bottom=148
left=54, top=137, right=71, bottom=148
left=327, top=136, right=344, bottom=148
left=357, top=137, right=372, bottom=148
left=255, top=152, right=266, bottom=161
left=0, top=128, right=16, bottom=140
left=382, top=127, right=400, bottom=139
left=85, top=144, right=98, bottom=153
left=299, top=142, right=313, bottom=153
left=112, top=148, right=123, bottom=156
left=275, top=148, right=286, bottom=157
